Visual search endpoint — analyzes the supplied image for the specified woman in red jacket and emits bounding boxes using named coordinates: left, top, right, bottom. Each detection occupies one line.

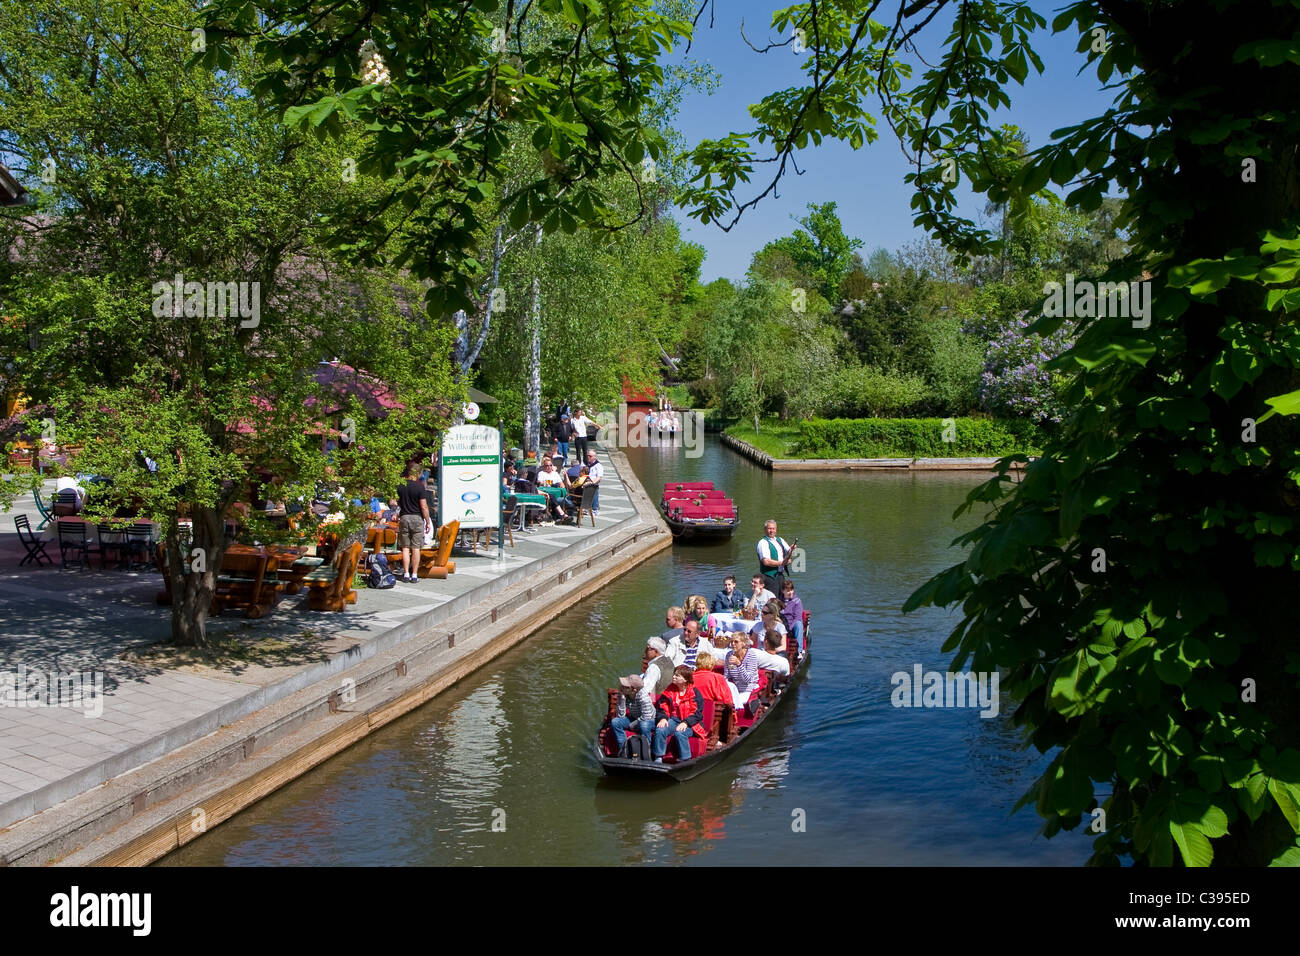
left=692, top=652, right=732, bottom=705
left=653, top=666, right=707, bottom=763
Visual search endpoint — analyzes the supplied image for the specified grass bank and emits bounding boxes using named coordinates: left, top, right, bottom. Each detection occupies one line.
left=723, top=416, right=1042, bottom=459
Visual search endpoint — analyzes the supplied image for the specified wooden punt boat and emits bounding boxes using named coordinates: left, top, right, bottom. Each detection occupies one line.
left=593, top=615, right=810, bottom=782
left=660, top=481, right=739, bottom=540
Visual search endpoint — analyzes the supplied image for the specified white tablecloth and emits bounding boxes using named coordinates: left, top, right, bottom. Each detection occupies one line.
left=708, top=612, right=757, bottom=633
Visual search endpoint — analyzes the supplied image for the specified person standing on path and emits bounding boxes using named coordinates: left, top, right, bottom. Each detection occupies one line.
left=556, top=414, right=574, bottom=463
left=396, top=463, right=432, bottom=583
left=571, top=408, right=593, bottom=463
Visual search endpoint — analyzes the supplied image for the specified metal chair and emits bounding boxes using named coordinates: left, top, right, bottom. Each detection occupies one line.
left=52, top=490, right=81, bottom=516
left=57, top=520, right=92, bottom=571
left=96, top=523, right=128, bottom=569
left=125, top=523, right=157, bottom=571
left=32, top=490, right=56, bottom=530
left=499, top=495, right=517, bottom=548
left=15, top=515, right=52, bottom=567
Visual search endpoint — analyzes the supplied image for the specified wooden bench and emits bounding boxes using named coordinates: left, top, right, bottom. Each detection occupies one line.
left=304, top=541, right=363, bottom=612
left=416, top=520, right=459, bottom=578
left=212, top=551, right=283, bottom=619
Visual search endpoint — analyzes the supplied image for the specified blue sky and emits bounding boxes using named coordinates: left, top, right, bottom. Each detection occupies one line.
left=667, top=3, right=1119, bottom=283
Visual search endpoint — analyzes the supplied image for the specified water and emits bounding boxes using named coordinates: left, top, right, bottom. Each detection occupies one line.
left=162, top=435, right=1089, bottom=865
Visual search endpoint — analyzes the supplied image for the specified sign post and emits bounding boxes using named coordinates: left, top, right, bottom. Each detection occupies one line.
left=438, top=424, right=501, bottom=548
left=497, top=419, right=504, bottom=563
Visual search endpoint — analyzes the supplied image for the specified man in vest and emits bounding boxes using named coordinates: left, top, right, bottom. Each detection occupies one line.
left=756, top=518, right=793, bottom=590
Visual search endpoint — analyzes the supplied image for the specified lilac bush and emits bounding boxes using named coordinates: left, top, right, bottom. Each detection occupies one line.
left=976, top=314, right=1074, bottom=424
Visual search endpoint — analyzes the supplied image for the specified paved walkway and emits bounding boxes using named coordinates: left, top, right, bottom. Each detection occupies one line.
left=0, top=449, right=639, bottom=828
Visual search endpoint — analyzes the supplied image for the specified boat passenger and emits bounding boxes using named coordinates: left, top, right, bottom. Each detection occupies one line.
left=667, top=619, right=704, bottom=670
left=683, top=594, right=709, bottom=627
left=692, top=652, right=732, bottom=705
left=653, top=666, right=707, bottom=763
left=661, top=606, right=686, bottom=648
left=750, top=601, right=787, bottom=652
left=779, top=579, right=805, bottom=650
left=744, top=574, right=776, bottom=615
left=725, top=633, right=760, bottom=709
left=751, top=629, right=791, bottom=677
left=643, top=637, right=675, bottom=697
left=711, top=575, right=744, bottom=613
left=610, top=674, right=655, bottom=750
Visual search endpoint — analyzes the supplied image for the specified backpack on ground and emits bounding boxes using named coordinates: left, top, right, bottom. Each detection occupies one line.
left=367, top=552, right=397, bottom=589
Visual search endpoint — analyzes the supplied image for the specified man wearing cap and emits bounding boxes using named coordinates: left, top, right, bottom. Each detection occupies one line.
left=643, top=636, right=675, bottom=697
left=610, top=675, right=655, bottom=750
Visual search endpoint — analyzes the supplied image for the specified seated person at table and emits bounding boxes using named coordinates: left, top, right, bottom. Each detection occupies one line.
left=565, top=459, right=584, bottom=483
left=565, top=465, right=589, bottom=506
left=610, top=675, right=655, bottom=750
left=667, top=619, right=704, bottom=670
left=779, top=578, right=805, bottom=650
left=381, top=499, right=400, bottom=521
left=691, top=652, right=733, bottom=705
left=711, top=575, right=744, bottom=613
left=368, top=492, right=385, bottom=515
left=751, top=629, right=791, bottom=677
left=724, top=633, right=760, bottom=709
left=684, top=594, right=709, bottom=627
left=750, top=601, right=787, bottom=652
left=534, top=459, right=571, bottom=521
left=55, top=475, right=87, bottom=508
left=653, top=666, right=707, bottom=763
left=744, top=573, right=776, bottom=614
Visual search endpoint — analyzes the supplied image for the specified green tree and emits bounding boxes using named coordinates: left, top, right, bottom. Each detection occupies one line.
left=685, top=0, right=1300, bottom=866
left=757, top=201, right=863, bottom=305
left=0, top=0, right=457, bottom=647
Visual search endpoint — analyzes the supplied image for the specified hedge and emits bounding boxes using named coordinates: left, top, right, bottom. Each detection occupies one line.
left=793, top=417, right=1041, bottom=459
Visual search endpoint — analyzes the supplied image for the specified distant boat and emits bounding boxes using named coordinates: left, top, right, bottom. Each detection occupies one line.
left=659, top=481, right=739, bottom=539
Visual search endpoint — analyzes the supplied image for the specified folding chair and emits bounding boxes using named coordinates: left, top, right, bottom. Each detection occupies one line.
left=15, top=515, right=53, bottom=567
left=57, top=520, right=93, bottom=571
left=32, top=490, right=56, bottom=530
left=577, top=484, right=597, bottom=527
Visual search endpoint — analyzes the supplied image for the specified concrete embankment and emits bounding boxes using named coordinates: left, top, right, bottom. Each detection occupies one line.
left=0, top=448, right=669, bottom=866
left=719, top=431, right=1021, bottom=471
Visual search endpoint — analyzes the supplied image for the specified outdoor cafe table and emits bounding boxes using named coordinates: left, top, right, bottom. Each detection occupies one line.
left=707, top=611, right=760, bottom=634
left=260, top=544, right=319, bottom=594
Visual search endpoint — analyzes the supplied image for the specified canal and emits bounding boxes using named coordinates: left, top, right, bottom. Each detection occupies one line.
left=161, top=435, right=1090, bottom=865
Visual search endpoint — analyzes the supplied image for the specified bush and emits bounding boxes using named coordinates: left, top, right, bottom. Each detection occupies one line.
left=820, top=365, right=930, bottom=418
left=978, top=313, right=1074, bottom=423
left=924, top=316, right=984, bottom=415
left=794, top=417, right=1040, bottom=458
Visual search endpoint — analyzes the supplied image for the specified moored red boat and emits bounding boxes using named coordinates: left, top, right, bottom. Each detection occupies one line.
left=593, top=613, right=810, bottom=781
left=659, top=481, right=739, bottom=540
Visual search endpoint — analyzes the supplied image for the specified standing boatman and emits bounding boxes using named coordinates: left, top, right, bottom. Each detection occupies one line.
left=756, top=518, right=795, bottom=590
